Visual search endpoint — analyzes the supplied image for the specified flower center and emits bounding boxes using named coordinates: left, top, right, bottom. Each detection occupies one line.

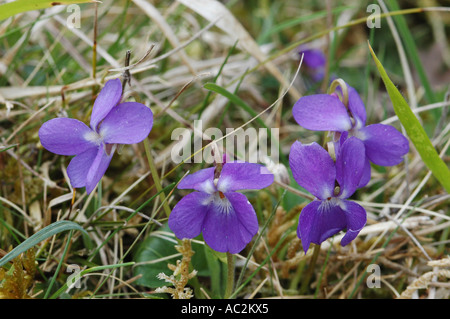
left=207, top=191, right=232, bottom=215
left=318, top=197, right=343, bottom=213
left=84, top=130, right=104, bottom=146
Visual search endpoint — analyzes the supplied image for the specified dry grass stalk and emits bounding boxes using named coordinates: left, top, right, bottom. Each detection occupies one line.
left=398, top=257, right=450, bottom=299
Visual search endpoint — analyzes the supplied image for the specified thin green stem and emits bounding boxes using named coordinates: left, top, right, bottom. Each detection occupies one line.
left=44, top=230, right=73, bottom=299
left=299, top=243, right=321, bottom=294
left=143, top=138, right=171, bottom=218
left=224, top=252, right=235, bottom=299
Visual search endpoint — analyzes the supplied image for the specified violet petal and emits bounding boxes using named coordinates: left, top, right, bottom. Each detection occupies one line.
left=168, top=191, right=210, bottom=239
left=99, top=102, right=153, bottom=145
left=289, top=141, right=335, bottom=199
left=90, top=79, right=122, bottom=130
left=39, top=118, right=97, bottom=156
left=301, top=48, right=326, bottom=69
left=202, top=192, right=258, bottom=254
left=216, top=162, right=274, bottom=193
left=297, top=200, right=347, bottom=253
left=359, top=124, right=409, bottom=166
left=177, top=167, right=216, bottom=193
left=340, top=200, right=367, bottom=246
left=347, top=85, right=367, bottom=129
left=85, top=145, right=115, bottom=194
left=292, top=94, right=352, bottom=132
left=67, top=146, right=100, bottom=188
left=335, top=137, right=365, bottom=199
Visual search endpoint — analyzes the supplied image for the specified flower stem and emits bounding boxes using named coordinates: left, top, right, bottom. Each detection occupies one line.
left=91, top=3, right=98, bottom=99
left=299, top=243, right=321, bottom=294
left=224, top=252, right=235, bottom=299
left=143, top=138, right=171, bottom=218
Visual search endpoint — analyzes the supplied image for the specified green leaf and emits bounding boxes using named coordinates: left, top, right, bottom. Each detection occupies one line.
left=0, top=0, right=97, bottom=21
left=368, top=42, right=450, bottom=193
left=0, top=220, right=87, bottom=267
left=133, top=225, right=209, bottom=289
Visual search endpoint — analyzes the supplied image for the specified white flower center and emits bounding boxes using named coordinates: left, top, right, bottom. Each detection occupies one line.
left=84, top=130, right=104, bottom=146
left=202, top=191, right=232, bottom=215
left=318, top=197, right=344, bottom=213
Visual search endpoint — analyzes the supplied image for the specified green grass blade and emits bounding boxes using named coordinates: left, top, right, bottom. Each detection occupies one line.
left=258, top=5, right=351, bottom=42
left=0, top=220, right=87, bottom=267
left=0, top=0, right=97, bottom=21
left=369, top=42, right=450, bottom=193
left=386, top=0, right=436, bottom=104
left=49, top=262, right=135, bottom=299
left=203, top=82, right=267, bottom=130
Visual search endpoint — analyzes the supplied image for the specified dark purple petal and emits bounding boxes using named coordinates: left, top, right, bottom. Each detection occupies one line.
left=292, top=94, right=352, bottom=132
left=168, top=192, right=210, bottom=239
left=340, top=200, right=367, bottom=246
left=99, top=102, right=153, bottom=145
left=289, top=141, right=335, bottom=199
left=90, top=79, right=122, bottom=130
left=357, top=156, right=372, bottom=188
left=39, top=118, right=97, bottom=156
left=67, top=147, right=100, bottom=188
left=297, top=200, right=347, bottom=253
left=177, top=167, right=216, bottom=193
left=85, top=145, right=115, bottom=194
left=347, top=85, right=366, bottom=129
left=335, top=137, right=366, bottom=199
left=358, top=124, right=409, bottom=166
left=202, top=192, right=258, bottom=254
left=216, top=162, right=274, bottom=193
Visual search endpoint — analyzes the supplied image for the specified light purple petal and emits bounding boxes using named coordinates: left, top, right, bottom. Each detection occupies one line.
left=335, top=137, right=366, bottom=199
left=99, top=102, right=153, bottom=145
left=289, top=141, right=335, bottom=199
left=177, top=167, right=216, bottom=193
left=292, top=94, right=352, bottom=132
left=67, top=147, right=100, bottom=188
left=300, top=48, right=326, bottom=69
left=347, top=85, right=366, bottom=129
left=90, top=79, right=122, bottom=130
left=297, top=200, right=347, bottom=253
left=168, top=192, right=210, bottom=239
left=202, top=192, right=258, bottom=254
left=39, top=118, right=97, bottom=156
left=359, top=124, right=409, bottom=166
left=216, top=162, right=274, bottom=193
left=340, top=200, right=367, bottom=246
left=84, top=145, right=115, bottom=194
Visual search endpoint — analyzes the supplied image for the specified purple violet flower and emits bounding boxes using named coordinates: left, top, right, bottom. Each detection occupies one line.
left=289, top=137, right=367, bottom=253
left=168, top=161, right=274, bottom=254
left=292, top=83, right=409, bottom=187
left=38, top=78, right=153, bottom=194
left=298, top=46, right=326, bottom=82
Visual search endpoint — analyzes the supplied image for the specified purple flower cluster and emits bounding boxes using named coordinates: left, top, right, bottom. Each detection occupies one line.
left=38, top=76, right=408, bottom=256
left=290, top=81, right=409, bottom=253
left=39, top=79, right=153, bottom=194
